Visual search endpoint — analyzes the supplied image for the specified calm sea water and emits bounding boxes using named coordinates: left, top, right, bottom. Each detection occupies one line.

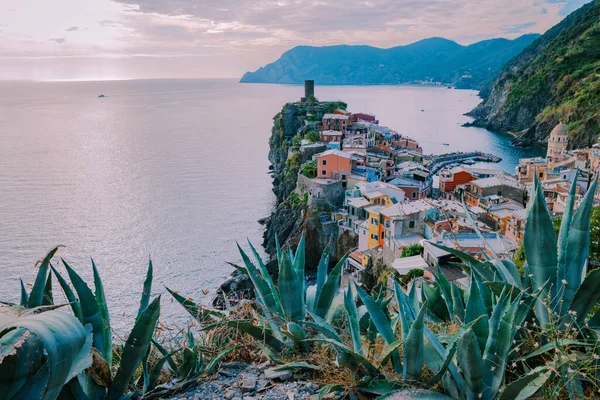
left=0, top=79, right=542, bottom=331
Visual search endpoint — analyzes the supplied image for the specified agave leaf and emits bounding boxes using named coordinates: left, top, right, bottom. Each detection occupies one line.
left=305, top=309, right=342, bottom=342
left=91, top=259, right=111, bottom=367
left=107, top=296, right=160, bottom=400
left=317, top=384, right=343, bottom=400
left=307, top=337, right=384, bottom=378
left=0, top=308, right=93, bottom=400
left=355, top=379, right=406, bottom=396
left=314, top=254, right=347, bottom=318
left=425, top=317, right=482, bottom=389
left=567, top=268, right=600, bottom=324
left=434, top=265, right=454, bottom=318
left=408, top=281, right=419, bottom=312
left=275, top=236, right=283, bottom=267
left=355, top=283, right=401, bottom=372
left=50, top=265, right=82, bottom=321
left=137, top=259, right=153, bottom=319
left=204, top=346, right=236, bottom=375
left=165, top=287, right=225, bottom=325
left=177, top=347, right=198, bottom=380
left=19, top=279, right=29, bottom=307
left=562, top=176, right=599, bottom=316
left=28, top=247, right=60, bottom=308
left=344, top=285, right=363, bottom=355
left=497, top=259, right=522, bottom=289
left=237, top=244, right=285, bottom=318
left=62, top=259, right=111, bottom=364
left=514, top=340, right=589, bottom=361
left=273, top=361, right=321, bottom=372
left=278, top=246, right=304, bottom=322
left=431, top=243, right=499, bottom=282
left=422, top=283, right=449, bottom=321
left=395, top=280, right=466, bottom=395
left=456, top=328, right=484, bottom=400
left=499, top=366, right=552, bottom=400
left=151, top=339, right=179, bottom=372
left=450, top=284, right=464, bottom=322
left=42, top=273, right=53, bottom=306
left=556, top=173, right=578, bottom=299
left=483, top=290, right=521, bottom=397
left=313, top=241, right=331, bottom=311
left=403, top=303, right=426, bottom=382
left=379, top=339, right=406, bottom=366
left=146, top=348, right=179, bottom=392
left=524, top=175, right=557, bottom=325
left=465, top=272, right=489, bottom=353
left=293, top=232, right=306, bottom=281
left=247, top=240, right=282, bottom=313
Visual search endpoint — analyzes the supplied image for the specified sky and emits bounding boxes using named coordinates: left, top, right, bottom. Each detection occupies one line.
left=0, top=0, right=592, bottom=81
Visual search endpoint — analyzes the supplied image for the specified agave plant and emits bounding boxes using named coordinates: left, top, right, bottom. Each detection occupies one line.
left=0, top=305, right=92, bottom=400
left=169, top=233, right=348, bottom=356
left=5, top=248, right=162, bottom=400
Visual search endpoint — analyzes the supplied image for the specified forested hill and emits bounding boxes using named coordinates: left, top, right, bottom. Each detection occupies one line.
left=240, top=35, right=539, bottom=90
left=469, top=0, right=600, bottom=148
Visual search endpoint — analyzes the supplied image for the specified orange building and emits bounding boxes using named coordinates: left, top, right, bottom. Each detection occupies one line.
left=439, top=167, right=475, bottom=197
left=315, top=149, right=354, bottom=180
left=322, top=114, right=350, bottom=132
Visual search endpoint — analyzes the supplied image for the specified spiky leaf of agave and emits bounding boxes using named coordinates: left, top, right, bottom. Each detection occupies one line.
left=0, top=306, right=93, bottom=400
left=313, top=254, right=347, bottom=319
left=91, top=259, right=111, bottom=367
left=356, top=283, right=401, bottom=373
left=561, top=176, right=598, bottom=316
left=456, top=328, right=484, bottom=400
left=278, top=247, right=304, bottom=322
left=524, top=175, right=557, bottom=325
left=107, top=296, right=160, bottom=400
left=403, top=303, right=426, bottom=382
left=343, top=285, right=363, bottom=355
left=62, top=259, right=112, bottom=367
left=28, top=247, right=60, bottom=308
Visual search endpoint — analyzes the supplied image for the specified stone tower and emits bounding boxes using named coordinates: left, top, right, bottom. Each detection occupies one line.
left=304, top=80, right=314, bottom=99
left=547, top=122, right=568, bottom=160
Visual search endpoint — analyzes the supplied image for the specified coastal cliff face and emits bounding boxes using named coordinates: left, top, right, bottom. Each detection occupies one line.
left=262, top=102, right=355, bottom=270
left=469, top=0, right=600, bottom=148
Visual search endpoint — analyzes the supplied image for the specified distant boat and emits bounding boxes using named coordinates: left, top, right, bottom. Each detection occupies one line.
left=442, top=143, right=450, bottom=146
left=421, top=109, right=424, bottom=112
left=98, top=94, right=105, bottom=98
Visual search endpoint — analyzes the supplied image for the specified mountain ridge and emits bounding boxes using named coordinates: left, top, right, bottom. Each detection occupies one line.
left=240, top=34, right=540, bottom=89
left=468, top=0, right=600, bottom=148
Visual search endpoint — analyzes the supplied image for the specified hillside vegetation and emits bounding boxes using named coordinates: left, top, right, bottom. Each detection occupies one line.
left=469, top=0, right=600, bottom=148
left=241, top=35, right=539, bottom=89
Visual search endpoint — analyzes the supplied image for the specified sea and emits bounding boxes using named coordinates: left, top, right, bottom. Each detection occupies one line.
left=0, top=79, right=543, bottom=331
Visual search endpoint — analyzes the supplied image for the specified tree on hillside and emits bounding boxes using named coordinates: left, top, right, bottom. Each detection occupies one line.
left=401, top=244, right=422, bottom=258
left=305, top=130, right=320, bottom=143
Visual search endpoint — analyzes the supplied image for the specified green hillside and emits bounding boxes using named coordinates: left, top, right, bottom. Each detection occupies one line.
left=470, top=0, right=600, bottom=148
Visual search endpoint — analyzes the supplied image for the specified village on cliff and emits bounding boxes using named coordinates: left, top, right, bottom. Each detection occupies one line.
left=286, top=81, right=600, bottom=289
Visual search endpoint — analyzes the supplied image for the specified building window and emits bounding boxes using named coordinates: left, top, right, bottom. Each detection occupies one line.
left=371, top=217, right=378, bottom=225
left=381, top=231, right=385, bottom=239
left=322, top=160, right=327, bottom=166
left=412, top=192, right=417, bottom=199
left=370, top=234, right=378, bottom=240
left=322, top=170, right=326, bottom=175
left=409, top=221, right=415, bottom=228
left=539, top=172, right=543, bottom=178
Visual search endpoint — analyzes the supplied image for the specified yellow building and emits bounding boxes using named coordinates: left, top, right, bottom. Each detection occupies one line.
left=366, top=205, right=386, bottom=249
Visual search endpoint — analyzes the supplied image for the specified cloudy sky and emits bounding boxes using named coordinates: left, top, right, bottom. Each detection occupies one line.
left=0, top=0, right=591, bottom=81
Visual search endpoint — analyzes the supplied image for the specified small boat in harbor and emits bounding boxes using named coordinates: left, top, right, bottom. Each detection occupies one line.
left=98, top=94, right=105, bottom=98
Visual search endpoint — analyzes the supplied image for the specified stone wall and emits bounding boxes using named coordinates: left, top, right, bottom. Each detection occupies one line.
left=296, top=174, right=345, bottom=207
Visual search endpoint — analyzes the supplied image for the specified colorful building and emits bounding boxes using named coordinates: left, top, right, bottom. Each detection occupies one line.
left=322, top=114, right=350, bottom=132
left=439, top=167, right=475, bottom=198
left=315, top=149, right=357, bottom=180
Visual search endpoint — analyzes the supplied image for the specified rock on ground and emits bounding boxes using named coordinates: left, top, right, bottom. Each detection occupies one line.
left=168, top=361, right=345, bottom=400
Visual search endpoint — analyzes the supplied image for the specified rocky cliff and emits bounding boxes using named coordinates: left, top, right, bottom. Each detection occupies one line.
left=468, top=0, right=600, bottom=148
left=261, top=102, right=357, bottom=271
